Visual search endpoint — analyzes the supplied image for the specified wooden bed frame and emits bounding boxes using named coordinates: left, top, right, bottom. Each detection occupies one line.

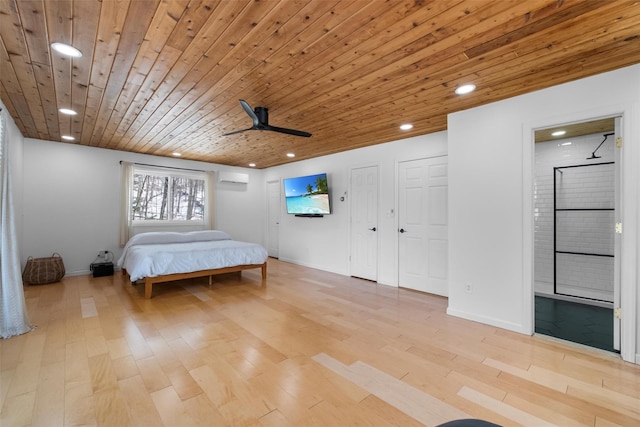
left=123, top=262, right=267, bottom=298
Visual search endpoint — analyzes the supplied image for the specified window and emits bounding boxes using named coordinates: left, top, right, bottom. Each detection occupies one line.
left=131, top=166, right=206, bottom=223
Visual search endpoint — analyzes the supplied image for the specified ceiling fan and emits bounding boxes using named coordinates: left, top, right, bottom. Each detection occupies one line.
left=223, top=99, right=312, bottom=137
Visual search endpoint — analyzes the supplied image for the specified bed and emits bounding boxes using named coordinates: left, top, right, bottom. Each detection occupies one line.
left=117, top=230, right=268, bottom=298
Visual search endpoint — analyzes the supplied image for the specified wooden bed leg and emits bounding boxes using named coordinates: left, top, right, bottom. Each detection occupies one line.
left=209, top=275, right=212, bottom=287
left=145, top=279, right=153, bottom=299
left=261, top=262, right=267, bottom=279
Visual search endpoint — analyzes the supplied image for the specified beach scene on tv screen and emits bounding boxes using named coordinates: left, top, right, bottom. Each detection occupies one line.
left=284, top=173, right=330, bottom=214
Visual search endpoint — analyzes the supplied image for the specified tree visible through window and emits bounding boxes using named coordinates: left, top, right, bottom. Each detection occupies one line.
left=131, top=168, right=205, bottom=222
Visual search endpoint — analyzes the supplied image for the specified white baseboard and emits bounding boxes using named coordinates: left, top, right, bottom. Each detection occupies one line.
left=277, top=257, right=346, bottom=277
left=446, top=307, right=528, bottom=335
left=63, top=266, right=121, bottom=278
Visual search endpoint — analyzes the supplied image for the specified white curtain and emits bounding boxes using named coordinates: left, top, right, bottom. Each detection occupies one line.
left=119, top=161, right=133, bottom=247
left=205, top=170, right=216, bottom=229
left=0, top=111, right=34, bottom=339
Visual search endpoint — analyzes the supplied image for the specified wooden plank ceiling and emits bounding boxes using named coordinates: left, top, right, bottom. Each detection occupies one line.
left=1, top=0, right=639, bottom=168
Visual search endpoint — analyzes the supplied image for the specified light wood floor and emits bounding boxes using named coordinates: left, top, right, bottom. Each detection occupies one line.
left=2, top=259, right=639, bottom=426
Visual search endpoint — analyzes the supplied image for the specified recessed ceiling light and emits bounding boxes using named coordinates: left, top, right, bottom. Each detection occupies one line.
left=286, top=153, right=295, bottom=158
left=400, top=123, right=413, bottom=131
left=59, top=108, right=77, bottom=115
left=51, top=42, right=82, bottom=58
left=61, top=135, right=75, bottom=141
left=455, top=84, right=476, bottom=95
left=171, top=152, right=181, bottom=157
left=248, top=163, right=256, bottom=167
left=560, top=142, right=572, bottom=146
left=551, top=130, right=566, bottom=137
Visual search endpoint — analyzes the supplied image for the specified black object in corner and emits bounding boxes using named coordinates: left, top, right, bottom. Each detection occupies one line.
left=91, top=262, right=114, bottom=277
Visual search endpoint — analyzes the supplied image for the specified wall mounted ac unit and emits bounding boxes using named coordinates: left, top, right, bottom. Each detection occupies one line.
left=218, top=171, right=249, bottom=184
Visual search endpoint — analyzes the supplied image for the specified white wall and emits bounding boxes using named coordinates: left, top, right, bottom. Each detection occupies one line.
left=21, top=131, right=447, bottom=285
left=21, top=139, right=265, bottom=276
left=263, top=132, right=447, bottom=285
left=447, top=64, right=639, bottom=363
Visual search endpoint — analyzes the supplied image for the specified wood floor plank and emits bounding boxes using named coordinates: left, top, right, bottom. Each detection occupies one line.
left=107, top=336, right=133, bottom=360
left=5, top=332, right=46, bottom=398
left=150, top=386, right=199, bottom=426
left=245, top=364, right=324, bottom=423
left=136, top=356, right=172, bottom=393
left=0, top=390, right=36, bottom=427
left=257, top=408, right=292, bottom=427
left=502, top=390, right=593, bottom=426
left=80, top=297, right=98, bottom=318
left=85, top=331, right=109, bottom=358
left=181, top=392, right=229, bottom=426
left=111, top=355, right=140, bottom=381
left=0, top=368, right=15, bottom=409
left=457, top=386, right=555, bottom=427
left=40, top=318, right=66, bottom=366
left=31, top=361, right=65, bottom=427
left=357, top=394, right=427, bottom=427
left=64, top=340, right=91, bottom=385
left=595, top=416, right=626, bottom=427
left=63, top=380, right=96, bottom=426
left=163, top=361, right=204, bottom=401
left=0, top=332, right=27, bottom=372
left=483, top=357, right=568, bottom=393
left=190, top=363, right=267, bottom=425
left=88, top=351, right=120, bottom=394
left=566, top=385, right=640, bottom=421
left=312, top=352, right=470, bottom=425
left=2, top=259, right=638, bottom=426
left=119, top=375, right=164, bottom=426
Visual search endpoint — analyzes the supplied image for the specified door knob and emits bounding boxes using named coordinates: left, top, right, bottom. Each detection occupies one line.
left=368, top=227, right=376, bottom=232
left=399, top=228, right=406, bottom=233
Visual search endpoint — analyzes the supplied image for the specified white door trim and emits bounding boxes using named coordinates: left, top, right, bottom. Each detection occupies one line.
left=523, top=102, right=638, bottom=363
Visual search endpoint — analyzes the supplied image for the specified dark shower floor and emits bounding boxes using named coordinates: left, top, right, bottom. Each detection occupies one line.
left=535, top=295, right=617, bottom=353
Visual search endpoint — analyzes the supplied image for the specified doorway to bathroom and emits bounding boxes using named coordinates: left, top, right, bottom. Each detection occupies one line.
left=533, top=117, right=620, bottom=353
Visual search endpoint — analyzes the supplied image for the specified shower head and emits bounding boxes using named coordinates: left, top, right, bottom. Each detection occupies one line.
left=587, top=132, right=614, bottom=160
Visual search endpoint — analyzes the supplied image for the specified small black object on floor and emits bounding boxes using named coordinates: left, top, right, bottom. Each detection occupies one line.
left=437, top=420, right=502, bottom=427
left=91, top=262, right=114, bottom=277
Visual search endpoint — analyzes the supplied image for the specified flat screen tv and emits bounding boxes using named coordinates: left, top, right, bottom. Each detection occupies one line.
left=283, top=173, right=331, bottom=216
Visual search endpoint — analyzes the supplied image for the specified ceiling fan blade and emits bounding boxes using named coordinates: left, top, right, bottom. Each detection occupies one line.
left=238, top=99, right=259, bottom=127
left=223, top=127, right=254, bottom=136
left=225, top=100, right=311, bottom=137
left=266, top=125, right=312, bottom=138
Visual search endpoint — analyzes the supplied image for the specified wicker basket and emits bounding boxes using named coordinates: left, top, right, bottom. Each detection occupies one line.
left=22, top=253, right=65, bottom=285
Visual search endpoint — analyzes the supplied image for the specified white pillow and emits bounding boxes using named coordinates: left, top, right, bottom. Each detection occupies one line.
left=126, top=230, right=231, bottom=247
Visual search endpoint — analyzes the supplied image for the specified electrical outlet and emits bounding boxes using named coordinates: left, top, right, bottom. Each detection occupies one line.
left=465, top=282, right=473, bottom=294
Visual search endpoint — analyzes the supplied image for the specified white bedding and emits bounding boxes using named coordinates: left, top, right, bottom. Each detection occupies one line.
left=118, top=231, right=268, bottom=282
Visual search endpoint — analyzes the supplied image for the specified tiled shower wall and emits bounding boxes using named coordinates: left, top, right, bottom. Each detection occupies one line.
left=534, top=132, right=615, bottom=302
